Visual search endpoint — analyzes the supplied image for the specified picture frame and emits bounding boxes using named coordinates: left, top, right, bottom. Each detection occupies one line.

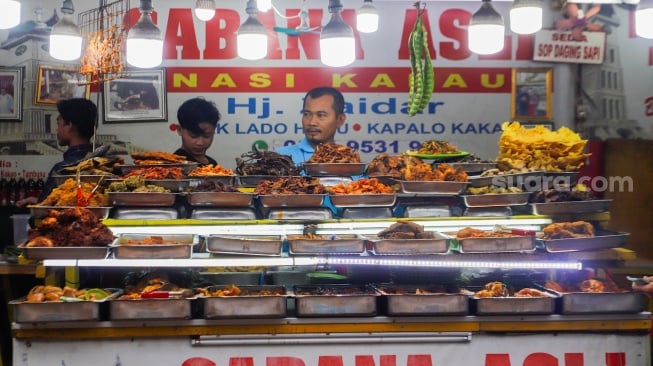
left=103, top=69, right=167, bottom=123
left=35, top=65, right=90, bottom=105
left=511, top=67, right=552, bottom=121
left=0, top=67, right=23, bottom=121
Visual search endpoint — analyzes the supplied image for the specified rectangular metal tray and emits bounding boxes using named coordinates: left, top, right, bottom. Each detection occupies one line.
left=558, top=292, right=647, bottom=314
left=288, top=234, right=366, bottom=255
left=530, top=199, right=612, bottom=215
left=237, top=175, right=281, bottom=188
left=202, top=285, right=288, bottom=318
left=191, top=208, right=257, bottom=220
left=108, top=192, right=177, bottom=206
left=109, top=298, right=193, bottom=320
left=376, top=285, right=469, bottom=316
left=397, top=181, right=468, bottom=195
left=206, top=235, right=283, bottom=256
left=29, top=205, right=111, bottom=219
left=186, top=191, right=254, bottom=207
left=473, top=295, right=557, bottom=315
left=460, top=192, right=531, bottom=207
left=537, top=231, right=629, bottom=253
left=105, top=178, right=190, bottom=193
left=303, top=163, right=366, bottom=177
left=21, top=246, right=109, bottom=260
left=187, top=175, right=237, bottom=187
left=370, top=233, right=450, bottom=255
left=467, top=171, right=542, bottom=188
left=112, top=208, right=180, bottom=220
left=52, top=174, right=115, bottom=186
left=456, top=235, right=536, bottom=253
left=449, top=162, right=496, bottom=173
left=111, top=234, right=199, bottom=259
left=11, top=289, right=121, bottom=323
left=259, top=194, right=325, bottom=208
left=294, top=285, right=379, bottom=317
left=329, top=193, right=396, bottom=207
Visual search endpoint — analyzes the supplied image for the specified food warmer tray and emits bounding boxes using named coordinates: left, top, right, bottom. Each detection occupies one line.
left=51, top=174, right=114, bottom=186
left=536, top=230, right=629, bottom=253
left=20, top=245, right=109, bottom=260
left=460, top=192, right=531, bottom=207
left=111, top=208, right=179, bottom=220
left=110, top=234, right=199, bottom=259
left=187, top=175, right=237, bottom=187
left=472, top=293, right=558, bottom=315
left=109, top=297, right=193, bottom=320
left=454, top=235, right=536, bottom=253
left=370, top=232, right=450, bottom=255
left=258, top=194, right=326, bottom=208
left=191, top=208, right=257, bottom=220
left=287, top=234, right=366, bottom=255
left=118, top=162, right=198, bottom=175
left=105, top=178, right=190, bottom=193
left=28, top=205, right=111, bottom=219
left=397, top=180, right=468, bottom=195
left=201, top=285, right=289, bottom=318
left=329, top=193, right=397, bottom=207
left=449, top=162, right=496, bottom=174
left=557, top=291, right=647, bottom=314
left=237, top=175, right=284, bottom=188
left=108, top=192, right=177, bottom=206
left=375, top=285, right=469, bottom=316
left=302, top=162, right=366, bottom=177
left=186, top=191, right=255, bottom=207
left=467, top=171, right=542, bottom=188
left=530, top=199, right=612, bottom=215
left=205, top=235, right=283, bottom=256
left=10, top=288, right=122, bottom=323
left=293, top=285, right=380, bottom=317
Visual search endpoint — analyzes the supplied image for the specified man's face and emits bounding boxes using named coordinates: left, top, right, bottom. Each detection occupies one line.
left=56, top=114, right=71, bottom=147
left=301, top=94, right=346, bottom=146
left=177, top=121, right=216, bottom=159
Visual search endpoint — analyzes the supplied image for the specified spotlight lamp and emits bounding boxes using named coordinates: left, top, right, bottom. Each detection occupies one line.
left=49, top=0, right=83, bottom=61
left=0, top=0, right=20, bottom=29
left=194, top=0, right=216, bottom=22
left=257, top=0, right=272, bottom=13
left=237, top=0, right=268, bottom=60
left=126, top=0, right=164, bottom=68
left=636, top=0, right=653, bottom=39
left=509, top=0, right=542, bottom=35
left=468, top=0, right=505, bottom=55
left=357, top=0, right=379, bottom=33
left=321, top=0, right=356, bottom=67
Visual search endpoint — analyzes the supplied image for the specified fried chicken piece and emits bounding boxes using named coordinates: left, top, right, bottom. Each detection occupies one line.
left=474, top=281, right=507, bottom=297
left=580, top=279, right=605, bottom=293
left=542, top=221, right=595, bottom=240
left=131, top=151, right=187, bottom=163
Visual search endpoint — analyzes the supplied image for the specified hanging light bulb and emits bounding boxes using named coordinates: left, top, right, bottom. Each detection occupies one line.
left=237, top=0, right=268, bottom=60
left=126, top=0, right=163, bottom=68
left=509, top=0, right=542, bottom=35
left=321, top=0, right=356, bottom=67
left=257, top=0, right=272, bottom=13
left=357, top=0, right=379, bottom=33
left=0, top=0, right=20, bottom=29
left=194, top=0, right=215, bottom=22
left=636, top=0, right=653, bottom=38
left=49, top=0, right=83, bottom=61
left=468, top=0, right=505, bottom=55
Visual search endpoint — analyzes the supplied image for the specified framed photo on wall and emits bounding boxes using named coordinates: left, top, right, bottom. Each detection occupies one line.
left=511, top=68, right=552, bottom=121
left=35, top=65, right=90, bottom=105
left=103, top=68, right=167, bottom=123
left=0, top=67, right=23, bottom=121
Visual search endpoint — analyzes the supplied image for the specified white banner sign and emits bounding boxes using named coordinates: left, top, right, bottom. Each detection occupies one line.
left=533, top=29, right=606, bottom=64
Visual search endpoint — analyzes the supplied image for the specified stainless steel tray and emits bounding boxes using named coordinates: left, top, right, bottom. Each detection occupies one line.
left=206, top=235, right=283, bottom=256
left=398, top=180, right=468, bottom=195
left=376, top=285, right=469, bottom=316
left=29, top=205, right=111, bottom=219
left=370, top=234, right=450, bottom=255
left=456, top=235, right=536, bottom=253
left=186, top=191, right=254, bottom=207
left=21, top=246, right=109, bottom=260
left=473, top=295, right=557, bottom=315
left=530, top=199, right=612, bottom=215
left=111, top=234, right=199, bottom=259
left=537, top=231, right=629, bottom=253
left=202, top=285, right=288, bottom=318
left=460, top=192, right=531, bottom=207
left=187, top=175, right=237, bottom=187
left=449, top=162, right=496, bottom=173
left=303, top=163, right=366, bottom=177
left=109, top=192, right=177, bottom=206
left=329, top=193, right=396, bottom=207
left=318, top=176, right=353, bottom=187
left=52, top=174, right=115, bottom=186
left=259, top=194, right=325, bottom=208
left=109, top=298, right=193, bottom=320
left=294, top=285, right=379, bottom=317
left=112, top=208, right=179, bottom=220
left=191, top=208, right=257, bottom=220
left=118, top=162, right=198, bottom=175
left=237, top=175, right=281, bottom=188
left=11, top=289, right=121, bottom=323
left=467, top=171, right=542, bottom=188
left=106, top=178, right=190, bottom=193
left=288, top=234, right=366, bottom=255
left=542, top=171, right=580, bottom=186
left=558, top=292, right=647, bottom=314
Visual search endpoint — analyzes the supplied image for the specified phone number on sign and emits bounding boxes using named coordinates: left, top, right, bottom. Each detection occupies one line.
left=344, top=140, right=422, bottom=154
